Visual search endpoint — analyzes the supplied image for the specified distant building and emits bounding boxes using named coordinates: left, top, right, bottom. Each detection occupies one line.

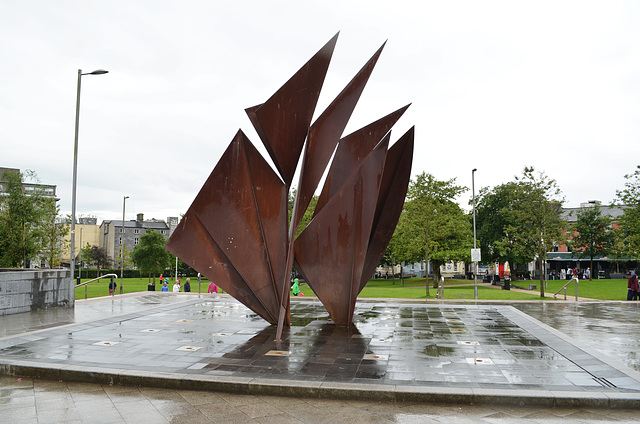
left=61, top=216, right=100, bottom=265
left=100, top=213, right=171, bottom=266
left=0, top=167, right=57, bottom=200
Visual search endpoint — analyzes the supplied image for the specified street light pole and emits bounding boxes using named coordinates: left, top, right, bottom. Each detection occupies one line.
left=472, top=168, right=478, bottom=300
left=70, top=69, right=108, bottom=286
left=120, top=195, right=129, bottom=295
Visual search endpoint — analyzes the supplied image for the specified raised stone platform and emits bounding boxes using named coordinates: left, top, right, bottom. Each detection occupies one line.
left=0, top=293, right=639, bottom=408
left=0, top=269, right=72, bottom=315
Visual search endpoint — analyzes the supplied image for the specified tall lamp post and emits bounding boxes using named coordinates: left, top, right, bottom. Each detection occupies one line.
left=120, top=196, right=129, bottom=295
left=71, top=69, right=108, bottom=286
left=472, top=168, right=478, bottom=300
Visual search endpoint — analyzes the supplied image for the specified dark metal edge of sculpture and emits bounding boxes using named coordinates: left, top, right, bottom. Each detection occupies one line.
left=166, top=33, right=414, bottom=330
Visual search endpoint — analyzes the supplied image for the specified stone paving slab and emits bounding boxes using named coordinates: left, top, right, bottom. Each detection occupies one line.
left=1, top=293, right=639, bottom=408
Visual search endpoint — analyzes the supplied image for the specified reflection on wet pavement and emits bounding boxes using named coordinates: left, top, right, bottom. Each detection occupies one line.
left=512, top=302, right=640, bottom=373
left=1, top=295, right=639, bottom=394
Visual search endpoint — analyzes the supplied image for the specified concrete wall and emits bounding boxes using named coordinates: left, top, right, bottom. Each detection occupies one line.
left=0, top=269, right=73, bottom=315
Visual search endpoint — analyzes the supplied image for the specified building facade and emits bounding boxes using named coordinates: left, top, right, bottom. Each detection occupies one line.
left=100, top=213, right=172, bottom=267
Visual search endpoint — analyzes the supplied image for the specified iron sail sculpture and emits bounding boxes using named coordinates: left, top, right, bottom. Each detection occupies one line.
left=166, top=33, right=414, bottom=332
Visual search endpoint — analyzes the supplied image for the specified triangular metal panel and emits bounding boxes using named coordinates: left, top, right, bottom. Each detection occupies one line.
left=245, top=33, right=338, bottom=187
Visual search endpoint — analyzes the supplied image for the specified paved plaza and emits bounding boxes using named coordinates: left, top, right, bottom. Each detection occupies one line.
left=1, top=293, right=640, bottom=423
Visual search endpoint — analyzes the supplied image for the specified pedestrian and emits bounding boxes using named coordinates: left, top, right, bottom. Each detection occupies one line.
left=173, top=280, right=181, bottom=292
left=208, top=281, right=218, bottom=294
left=585, top=268, right=591, bottom=280
left=108, top=278, right=117, bottom=296
left=161, top=282, right=168, bottom=292
left=627, top=271, right=639, bottom=301
left=184, top=278, right=191, bottom=292
left=573, top=268, right=578, bottom=279
left=292, top=278, right=300, bottom=296
left=159, top=274, right=163, bottom=285
left=560, top=269, right=566, bottom=280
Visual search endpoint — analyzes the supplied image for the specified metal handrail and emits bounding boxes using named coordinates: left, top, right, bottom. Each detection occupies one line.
left=75, top=273, right=118, bottom=300
left=553, top=276, right=579, bottom=300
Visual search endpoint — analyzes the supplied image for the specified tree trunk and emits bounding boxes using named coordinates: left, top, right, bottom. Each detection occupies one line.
left=432, top=260, right=442, bottom=288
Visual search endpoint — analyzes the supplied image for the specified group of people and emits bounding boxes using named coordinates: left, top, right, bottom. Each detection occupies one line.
left=628, top=271, right=639, bottom=301
left=551, top=267, right=591, bottom=280
left=157, top=273, right=218, bottom=294
left=161, top=277, right=191, bottom=292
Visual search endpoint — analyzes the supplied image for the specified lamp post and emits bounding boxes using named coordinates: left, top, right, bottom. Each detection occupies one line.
left=472, top=168, right=478, bottom=300
left=120, top=195, right=129, bottom=295
left=71, top=69, right=108, bottom=286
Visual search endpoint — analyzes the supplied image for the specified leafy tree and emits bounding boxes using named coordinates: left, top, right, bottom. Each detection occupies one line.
left=570, top=204, right=613, bottom=279
left=115, top=243, right=133, bottom=269
left=0, top=169, right=45, bottom=267
left=131, top=230, right=172, bottom=283
left=83, top=246, right=111, bottom=269
left=394, top=172, right=472, bottom=293
left=508, top=167, right=566, bottom=296
left=39, top=199, right=69, bottom=268
left=475, top=182, right=532, bottom=269
left=288, top=189, right=318, bottom=239
left=616, top=165, right=640, bottom=255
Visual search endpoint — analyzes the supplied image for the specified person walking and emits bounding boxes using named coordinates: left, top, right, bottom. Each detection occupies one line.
left=108, top=278, right=117, bottom=296
left=184, top=278, right=191, bottom=292
left=627, top=271, right=638, bottom=301
left=208, top=281, right=218, bottom=295
left=173, top=280, right=181, bottom=292
left=161, top=282, right=169, bottom=292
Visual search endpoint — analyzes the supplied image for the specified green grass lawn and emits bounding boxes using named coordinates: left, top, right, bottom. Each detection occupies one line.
left=358, top=279, right=549, bottom=300
left=541, top=278, right=629, bottom=301
left=74, top=277, right=212, bottom=300
left=76, top=276, right=631, bottom=301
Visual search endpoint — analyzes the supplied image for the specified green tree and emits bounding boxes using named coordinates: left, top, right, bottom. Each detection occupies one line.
left=570, top=204, right=613, bottom=279
left=288, top=189, right=318, bottom=239
left=115, top=243, right=134, bottom=269
left=131, top=230, right=172, bottom=283
left=475, top=182, right=532, bottom=269
left=0, top=169, right=45, bottom=267
left=83, top=245, right=111, bottom=269
left=508, top=167, right=566, bottom=296
left=395, top=172, right=472, bottom=293
left=39, top=199, right=69, bottom=268
left=616, top=165, right=640, bottom=255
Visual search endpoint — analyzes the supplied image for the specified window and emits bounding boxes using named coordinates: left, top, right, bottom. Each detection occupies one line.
left=119, top=237, right=122, bottom=245
left=119, top=228, right=124, bottom=233
left=134, top=229, right=139, bottom=234
left=134, top=237, right=139, bottom=245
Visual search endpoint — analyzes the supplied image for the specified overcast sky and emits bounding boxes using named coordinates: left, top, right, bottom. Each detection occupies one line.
left=2, top=1, right=639, bottom=223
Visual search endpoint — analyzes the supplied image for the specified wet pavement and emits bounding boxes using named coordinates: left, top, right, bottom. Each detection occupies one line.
left=1, top=293, right=640, bottom=423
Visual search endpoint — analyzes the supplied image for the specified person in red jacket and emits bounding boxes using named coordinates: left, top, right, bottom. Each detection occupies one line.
left=627, top=271, right=638, bottom=301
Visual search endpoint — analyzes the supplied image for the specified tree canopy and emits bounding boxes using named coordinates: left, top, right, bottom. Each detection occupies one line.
left=131, top=230, right=172, bottom=280
left=0, top=169, right=62, bottom=267
left=391, top=172, right=472, bottom=290
left=571, top=204, right=613, bottom=279
left=616, top=165, right=640, bottom=255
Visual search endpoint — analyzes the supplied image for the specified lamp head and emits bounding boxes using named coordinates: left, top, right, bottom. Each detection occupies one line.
left=89, top=69, right=109, bottom=75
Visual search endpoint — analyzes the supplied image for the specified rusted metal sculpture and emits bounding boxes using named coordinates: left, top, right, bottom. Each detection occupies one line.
left=166, top=33, right=414, bottom=330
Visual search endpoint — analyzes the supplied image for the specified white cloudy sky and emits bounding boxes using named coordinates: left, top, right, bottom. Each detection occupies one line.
left=2, top=0, right=639, bottom=222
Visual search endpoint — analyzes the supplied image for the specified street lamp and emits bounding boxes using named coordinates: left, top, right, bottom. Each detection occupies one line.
left=120, top=195, right=129, bottom=295
left=71, top=69, right=108, bottom=286
left=472, top=168, right=478, bottom=300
